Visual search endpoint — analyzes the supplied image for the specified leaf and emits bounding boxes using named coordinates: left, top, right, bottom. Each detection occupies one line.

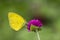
left=30, top=25, right=41, bottom=31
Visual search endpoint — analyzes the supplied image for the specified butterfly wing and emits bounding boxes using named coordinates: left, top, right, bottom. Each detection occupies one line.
left=8, top=12, right=26, bottom=31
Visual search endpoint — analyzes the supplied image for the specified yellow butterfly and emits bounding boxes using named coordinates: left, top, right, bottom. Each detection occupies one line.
left=8, top=12, right=26, bottom=31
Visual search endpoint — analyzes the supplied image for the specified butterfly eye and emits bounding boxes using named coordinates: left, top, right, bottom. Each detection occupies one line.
left=8, top=12, right=26, bottom=31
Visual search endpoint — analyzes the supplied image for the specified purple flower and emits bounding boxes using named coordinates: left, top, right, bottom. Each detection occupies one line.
left=27, top=19, right=43, bottom=31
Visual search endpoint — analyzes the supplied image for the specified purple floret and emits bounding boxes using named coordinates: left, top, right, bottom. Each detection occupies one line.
left=27, top=19, right=43, bottom=31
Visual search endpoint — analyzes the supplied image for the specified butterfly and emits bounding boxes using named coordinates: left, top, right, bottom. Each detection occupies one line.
left=8, top=12, right=26, bottom=31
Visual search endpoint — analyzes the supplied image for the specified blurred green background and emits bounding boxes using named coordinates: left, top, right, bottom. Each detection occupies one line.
left=0, top=0, right=60, bottom=40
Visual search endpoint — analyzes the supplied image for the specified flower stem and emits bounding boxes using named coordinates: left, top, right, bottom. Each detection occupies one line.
left=36, top=30, right=40, bottom=40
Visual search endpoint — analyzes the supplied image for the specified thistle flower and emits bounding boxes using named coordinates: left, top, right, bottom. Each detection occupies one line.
left=27, top=19, right=43, bottom=31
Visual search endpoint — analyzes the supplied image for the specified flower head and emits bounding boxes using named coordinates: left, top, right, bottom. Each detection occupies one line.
left=27, top=19, right=43, bottom=31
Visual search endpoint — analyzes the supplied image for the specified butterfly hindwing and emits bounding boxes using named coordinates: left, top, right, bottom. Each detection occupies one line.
left=8, top=12, right=26, bottom=31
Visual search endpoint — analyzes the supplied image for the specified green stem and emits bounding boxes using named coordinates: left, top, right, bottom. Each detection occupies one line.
left=36, top=30, right=40, bottom=40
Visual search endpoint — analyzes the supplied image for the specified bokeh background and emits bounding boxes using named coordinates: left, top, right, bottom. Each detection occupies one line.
left=0, top=0, right=60, bottom=40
